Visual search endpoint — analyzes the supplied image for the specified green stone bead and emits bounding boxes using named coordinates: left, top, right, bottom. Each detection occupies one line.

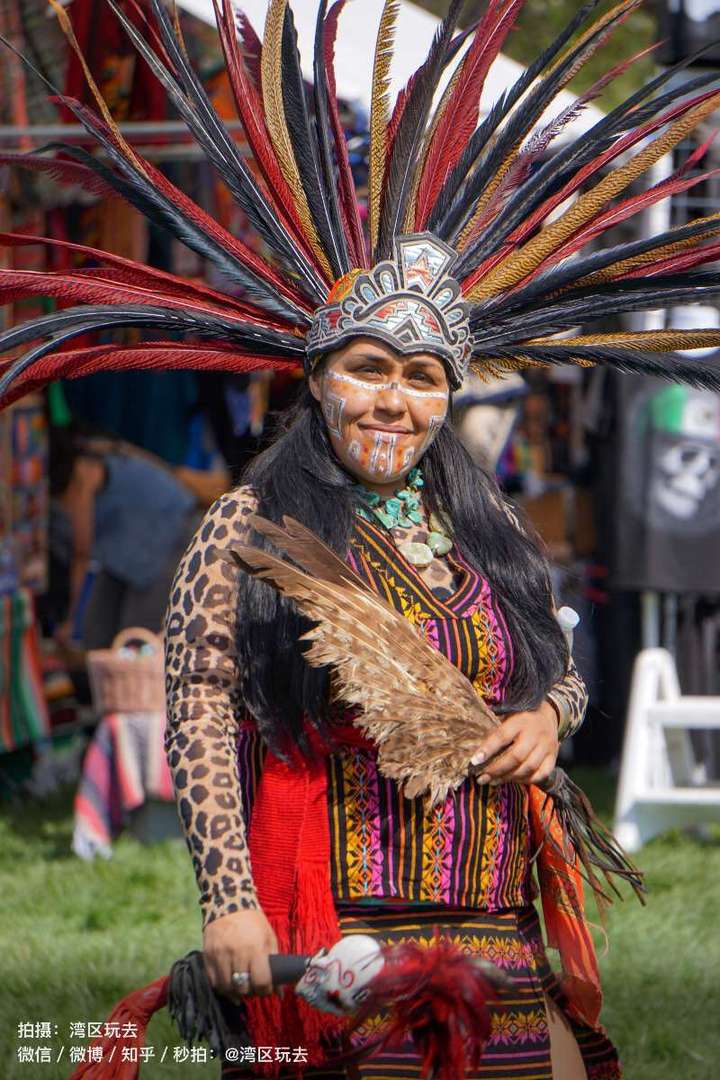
left=407, top=509, right=423, bottom=525
left=427, top=531, right=453, bottom=556
left=399, top=541, right=434, bottom=568
left=429, top=511, right=450, bottom=535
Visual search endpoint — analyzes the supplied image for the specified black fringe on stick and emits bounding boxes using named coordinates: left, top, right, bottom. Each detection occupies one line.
left=539, top=768, right=646, bottom=909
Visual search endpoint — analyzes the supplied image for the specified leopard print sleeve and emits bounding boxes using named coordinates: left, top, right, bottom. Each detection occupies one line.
left=498, top=496, right=588, bottom=741
left=164, top=486, right=260, bottom=927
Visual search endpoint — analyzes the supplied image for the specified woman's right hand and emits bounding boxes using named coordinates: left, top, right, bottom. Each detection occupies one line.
left=203, top=908, right=279, bottom=1003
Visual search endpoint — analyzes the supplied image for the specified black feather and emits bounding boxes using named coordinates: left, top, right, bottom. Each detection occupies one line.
left=52, top=125, right=307, bottom=325
left=475, top=214, right=720, bottom=318
left=0, top=28, right=312, bottom=320
left=429, top=0, right=601, bottom=236
left=110, top=0, right=327, bottom=301
left=468, top=273, right=720, bottom=339
left=0, top=304, right=304, bottom=401
left=445, top=2, right=636, bottom=247
left=282, top=0, right=347, bottom=278
left=472, top=342, right=720, bottom=392
left=457, top=64, right=720, bottom=276
left=376, top=0, right=465, bottom=260
left=312, top=0, right=351, bottom=275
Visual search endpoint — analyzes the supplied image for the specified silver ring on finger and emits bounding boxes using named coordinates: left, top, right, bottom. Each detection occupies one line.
left=231, top=970, right=251, bottom=993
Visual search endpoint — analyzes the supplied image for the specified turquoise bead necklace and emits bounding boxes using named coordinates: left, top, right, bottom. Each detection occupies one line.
left=354, top=467, right=454, bottom=568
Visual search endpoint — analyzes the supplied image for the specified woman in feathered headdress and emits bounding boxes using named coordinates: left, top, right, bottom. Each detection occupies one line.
left=4, top=0, right=720, bottom=1077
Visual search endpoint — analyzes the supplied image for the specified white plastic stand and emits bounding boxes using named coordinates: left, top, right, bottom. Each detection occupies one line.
left=614, top=648, right=720, bottom=852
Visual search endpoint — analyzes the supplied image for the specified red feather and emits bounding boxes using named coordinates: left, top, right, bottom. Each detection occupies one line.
left=461, top=87, right=720, bottom=294
left=212, top=0, right=316, bottom=262
left=535, top=164, right=720, bottom=275
left=622, top=238, right=720, bottom=280
left=354, top=934, right=505, bottom=1080
left=414, top=0, right=524, bottom=230
left=323, top=0, right=367, bottom=268
left=0, top=153, right=118, bottom=199
left=236, top=8, right=263, bottom=91
left=458, top=43, right=662, bottom=251
left=0, top=343, right=299, bottom=411
left=0, top=269, right=295, bottom=330
left=56, top=94, right=314, bottom=310
left=0, top=232, right=261, bottom=314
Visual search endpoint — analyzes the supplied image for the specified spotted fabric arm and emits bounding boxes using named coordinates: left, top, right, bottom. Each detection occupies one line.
left=500, top=497, right=588, bottom=741
left=164, top=487, right=261, bottom=926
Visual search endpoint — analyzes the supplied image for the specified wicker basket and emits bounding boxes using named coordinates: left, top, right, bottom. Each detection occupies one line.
left=86, top=627, right=165, bottom=714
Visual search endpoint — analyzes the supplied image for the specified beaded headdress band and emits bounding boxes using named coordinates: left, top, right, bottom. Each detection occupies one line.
left=306, top=235, right=471, bottom=389
left=2, top=0, right=720, bottom=409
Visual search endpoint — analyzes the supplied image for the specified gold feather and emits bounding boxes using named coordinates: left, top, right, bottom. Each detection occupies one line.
left=577, top=214, right=720, bottom=286
left=544, top=0, right=640, bottom=79
left=527, top=330, right=720, bottom=352
left=456, top=1, right=640, bottom=251
left=369, top=0, right=401, bottom=253
left=48, top=0, right=148, bottom=178
left=466, top=90, right=720, bottom=300
left=261, top=0, right=333, bottom=280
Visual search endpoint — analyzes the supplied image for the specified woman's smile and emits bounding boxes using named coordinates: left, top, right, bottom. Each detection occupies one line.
left=309, top=337, right=450, bottom=494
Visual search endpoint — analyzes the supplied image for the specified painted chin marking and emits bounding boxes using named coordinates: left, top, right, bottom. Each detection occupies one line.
left=326, top=370, right=448, bottom=401
left=346, top=430, right=400, bottom=477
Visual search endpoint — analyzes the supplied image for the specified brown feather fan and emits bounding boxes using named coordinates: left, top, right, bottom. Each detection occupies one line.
left=223, top=513, right=646, bottom=908
left=227, top=513, right=499, bottom=805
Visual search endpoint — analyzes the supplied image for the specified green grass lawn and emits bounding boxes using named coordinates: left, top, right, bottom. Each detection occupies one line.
left=1, top=769, right=718, bottom=1079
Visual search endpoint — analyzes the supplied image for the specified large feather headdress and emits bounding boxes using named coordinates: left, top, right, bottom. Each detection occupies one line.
left=2, top=0, right=720, bottom=405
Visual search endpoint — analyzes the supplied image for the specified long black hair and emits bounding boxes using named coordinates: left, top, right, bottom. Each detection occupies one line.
left=236, top=386, right=567, bottom=758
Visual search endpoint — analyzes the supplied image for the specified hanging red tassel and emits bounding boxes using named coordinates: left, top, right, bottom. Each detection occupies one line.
left=353, top=933, right=505, bottom=1080
left=68, top=977, right=169, bottom=1080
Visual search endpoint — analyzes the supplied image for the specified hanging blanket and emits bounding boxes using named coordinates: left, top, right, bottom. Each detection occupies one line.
left=73, top=711, right=174, bottom=859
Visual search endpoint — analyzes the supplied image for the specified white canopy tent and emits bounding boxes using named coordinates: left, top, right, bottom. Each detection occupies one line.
left=177, top=0, right=605, bottom=141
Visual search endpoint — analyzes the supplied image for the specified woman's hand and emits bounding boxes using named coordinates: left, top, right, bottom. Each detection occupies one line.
left=471, top=700, right=559, bottom=786
left=203, top=909, right=279, bottom=1003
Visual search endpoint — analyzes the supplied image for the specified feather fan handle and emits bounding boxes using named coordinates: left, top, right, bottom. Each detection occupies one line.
left=261, top=0, right=332, bottom=281
left=369, top=0, right=401, bottom=255
left=47, top=0, right=147, bottom=176
left=465, top=90, right=720, bottom=300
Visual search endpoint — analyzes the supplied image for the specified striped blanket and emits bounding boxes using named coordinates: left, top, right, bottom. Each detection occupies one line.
left=73, top=711, right=174, bottom=859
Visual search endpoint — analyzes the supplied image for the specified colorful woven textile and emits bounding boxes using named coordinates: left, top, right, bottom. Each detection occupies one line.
left=235, top=515, right=530, bottom=912
left=221, top=905, right=621, bottom=1079
left=0, top=587, right=49, bottom=753
left=73, top=711, right=174, bottom=859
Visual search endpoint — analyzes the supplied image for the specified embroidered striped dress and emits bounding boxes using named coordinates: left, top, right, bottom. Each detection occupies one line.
left=225, top=515, right=620, bottom=1079
left=236, top=515, right=531, bottom=913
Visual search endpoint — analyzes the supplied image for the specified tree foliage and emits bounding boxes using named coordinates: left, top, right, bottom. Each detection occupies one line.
left=417, top=0, right=656, bottom=110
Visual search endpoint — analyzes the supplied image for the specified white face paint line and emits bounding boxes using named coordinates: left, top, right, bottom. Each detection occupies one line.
left=321, top=391, right=346, bottom=438
left=368, top=431, right=398, bottom=478
left=419, top=413, right=446, bottom=455
left=326, top=369, right=448, bottom=400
